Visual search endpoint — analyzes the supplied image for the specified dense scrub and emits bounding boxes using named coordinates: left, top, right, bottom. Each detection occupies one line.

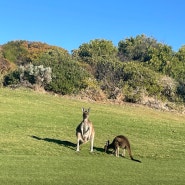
left=1, top=35, right=185, bottom=111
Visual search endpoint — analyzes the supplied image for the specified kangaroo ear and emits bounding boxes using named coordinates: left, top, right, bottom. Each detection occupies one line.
left=82, top=108, right=85, bottom=112
left=88, top=108, right=90, bottom=112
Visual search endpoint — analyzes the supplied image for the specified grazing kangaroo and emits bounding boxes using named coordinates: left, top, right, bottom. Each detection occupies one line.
left=76, top=108, right=95, bottom=152
left=104, top=135, right=141, bottom=163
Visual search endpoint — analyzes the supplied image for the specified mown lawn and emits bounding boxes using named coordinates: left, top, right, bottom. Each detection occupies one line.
left=0, top=88, right=184, bottom=185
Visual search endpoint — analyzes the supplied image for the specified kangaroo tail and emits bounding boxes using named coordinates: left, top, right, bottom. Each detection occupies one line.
left=131, top=156, right=142, bottom=163
left=128, top=147, right=142, bottom=163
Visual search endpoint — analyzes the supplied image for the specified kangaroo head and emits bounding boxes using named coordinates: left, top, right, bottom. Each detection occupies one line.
left=82, top=107, right=90, bottom=120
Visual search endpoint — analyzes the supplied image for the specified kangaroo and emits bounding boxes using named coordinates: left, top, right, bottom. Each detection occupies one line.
left=76, top=108, right=95, bottom=152
left=104, top=135, right=141, bottom=163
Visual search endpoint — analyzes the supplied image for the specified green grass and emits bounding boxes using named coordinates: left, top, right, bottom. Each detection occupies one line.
left=0, top=87, right=185, bottom=185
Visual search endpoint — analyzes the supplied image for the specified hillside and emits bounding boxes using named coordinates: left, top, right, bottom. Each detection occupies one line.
left=1, top=35, right=185, bottom=112
left=0, top=88, right=184, bottom=185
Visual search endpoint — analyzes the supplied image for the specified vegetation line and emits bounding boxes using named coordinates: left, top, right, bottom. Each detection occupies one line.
left=1, top=34, right=185, bottom=112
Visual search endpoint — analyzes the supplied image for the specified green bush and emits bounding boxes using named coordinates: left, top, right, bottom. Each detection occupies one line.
left=123, top=62, right=161, bottom=94
left=3, top=70, right=20, bottom=86
left=120, top=62, right=161, bottom=102
left=46, top=60, right=90, bottom=95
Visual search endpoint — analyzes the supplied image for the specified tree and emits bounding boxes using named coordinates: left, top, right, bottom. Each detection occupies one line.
left=72, top=39, right=118, bottom=64
left=118, top=34, right=158, bottom=62
left=176, top=45, right=185, bottom=62
left=146, top=43, right=174, bottom=73
left=2, top=41, right=29, bottom=65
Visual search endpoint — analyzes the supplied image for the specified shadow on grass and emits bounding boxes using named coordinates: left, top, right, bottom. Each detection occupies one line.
left=93, top=146, right=106, bottom=153
left=30, top=135, right=106, bottom=153
left=30, top=135, right=76, bottom=151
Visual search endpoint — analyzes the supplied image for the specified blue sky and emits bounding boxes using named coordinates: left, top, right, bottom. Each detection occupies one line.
left=0, top=0, right=185, bottom=52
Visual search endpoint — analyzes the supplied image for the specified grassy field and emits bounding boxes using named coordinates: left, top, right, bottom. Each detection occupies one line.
left=0, top=88, right=185, bottom=185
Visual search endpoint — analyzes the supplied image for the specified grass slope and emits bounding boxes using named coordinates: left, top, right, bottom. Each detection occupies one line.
left=0, top=88, right=185, bottom=185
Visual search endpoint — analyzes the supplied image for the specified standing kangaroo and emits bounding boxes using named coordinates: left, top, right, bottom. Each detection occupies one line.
left=76, top=108, right=95, bottom=152
left=104, top=135, right=141, bottom=163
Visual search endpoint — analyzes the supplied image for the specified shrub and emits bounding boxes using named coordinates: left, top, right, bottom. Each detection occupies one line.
left=122, top=62, right=162, bottom=97
left=122, top=84, right=145, bottom=103
left=3, top=64, right=52, bottom=89
left=46, top=60, right=90, bottom=95
left=3, top=70, right=20, bottom=86
left=23, top=64, right=52, bottom=87
left=159, top=76, right=177, bottom=101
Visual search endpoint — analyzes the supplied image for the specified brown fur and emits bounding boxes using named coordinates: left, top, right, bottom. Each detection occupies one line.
left=76, top=108, right=95, bottom=152
left=104, top=135, right=141, bottom=163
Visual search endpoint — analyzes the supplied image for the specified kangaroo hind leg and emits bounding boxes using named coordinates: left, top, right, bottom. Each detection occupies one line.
left=90, top=133, right=94, bottom=152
